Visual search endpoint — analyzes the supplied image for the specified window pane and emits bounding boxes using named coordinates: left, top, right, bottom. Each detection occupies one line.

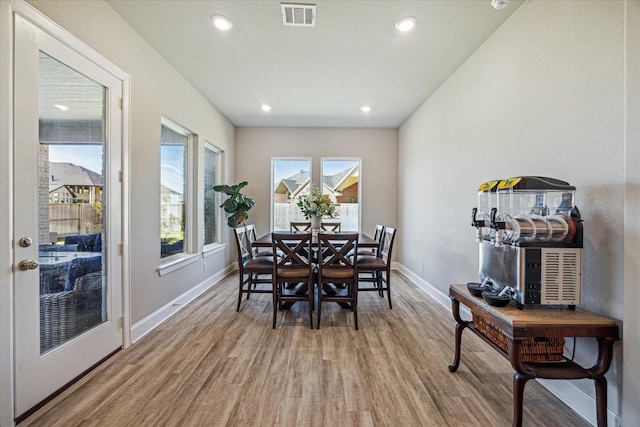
left=272, top=158, right=311, bottom=231
left=160, top=124, right=186, bottom=258
left=204, top=145, right=219, bottom=245
left=322, top=159, right=360, bottom=232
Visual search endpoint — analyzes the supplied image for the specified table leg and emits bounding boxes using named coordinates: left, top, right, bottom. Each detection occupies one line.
left=448, top=298, right=468, bottom=372
left=513, top=371, right=531, bottom=427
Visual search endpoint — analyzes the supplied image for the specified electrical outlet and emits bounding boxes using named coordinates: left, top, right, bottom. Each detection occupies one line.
left=203, top=262, right=207, bottom=271
left=420, top=261, right=424, bottom=271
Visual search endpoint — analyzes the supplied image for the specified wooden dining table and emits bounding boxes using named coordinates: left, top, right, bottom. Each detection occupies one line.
left=252, top=232, right=378, bottom=309
left=251, top=232, right=379, bottom=249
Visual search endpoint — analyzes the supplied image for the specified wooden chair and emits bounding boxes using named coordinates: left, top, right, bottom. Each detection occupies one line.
left=320, top=222, right=341, bottom=232
left=234, top=224, right=273, bottom=312
left=271, top=232, right=315, bottom=329
left=290, top=221, right=311, bottom=232
left=358, top=224, right=384, bottom=257
left=357, top=226, right=396, bottom=309
left=317, top=233, right=359, bottom=330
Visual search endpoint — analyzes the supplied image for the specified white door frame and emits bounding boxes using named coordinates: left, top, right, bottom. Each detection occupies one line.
left=0, top=1, right=131, bottom=425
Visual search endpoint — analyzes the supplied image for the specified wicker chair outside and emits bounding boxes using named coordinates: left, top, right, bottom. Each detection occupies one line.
left=40, top=270, right=104, bottom=353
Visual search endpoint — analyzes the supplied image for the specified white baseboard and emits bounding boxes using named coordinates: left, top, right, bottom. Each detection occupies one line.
left=130, top=265, right=234, bottom=343
left=395, top=263, right=620, bottom=427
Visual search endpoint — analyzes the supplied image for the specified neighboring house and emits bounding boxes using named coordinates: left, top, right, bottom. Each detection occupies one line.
left=274, top=166, right=359, bottom=204
left=49, top=162, right=103, bottom=204
left=273, top=170, right=310, bottom=203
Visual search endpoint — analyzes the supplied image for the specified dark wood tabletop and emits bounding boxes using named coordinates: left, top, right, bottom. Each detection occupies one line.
left=252, top=232, right=378, bottom=248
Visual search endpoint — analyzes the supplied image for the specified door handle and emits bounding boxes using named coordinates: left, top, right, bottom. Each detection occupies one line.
left=19, top=259, right=39, bottom=271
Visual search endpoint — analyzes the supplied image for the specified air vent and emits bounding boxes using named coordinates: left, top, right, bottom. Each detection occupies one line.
left=281, top=3, right=316, bottom=27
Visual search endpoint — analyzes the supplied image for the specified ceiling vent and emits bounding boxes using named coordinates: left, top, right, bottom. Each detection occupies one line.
left=281, top=3, right=316, bottom=27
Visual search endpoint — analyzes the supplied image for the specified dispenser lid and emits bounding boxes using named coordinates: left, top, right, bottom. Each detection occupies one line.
left=497, top=176, right=575, bottom=191
left=477, top=180, right=499, bottom=192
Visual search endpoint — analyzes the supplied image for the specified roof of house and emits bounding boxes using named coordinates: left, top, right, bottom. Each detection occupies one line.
left=49, top=162, right=103, bottom=187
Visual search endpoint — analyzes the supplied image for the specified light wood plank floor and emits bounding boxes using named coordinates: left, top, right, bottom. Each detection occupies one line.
left=22, top=272, right=589, bottom=426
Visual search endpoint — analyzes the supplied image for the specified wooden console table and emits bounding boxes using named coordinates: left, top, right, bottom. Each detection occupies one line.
left=448, top=283, right=619, bottom=427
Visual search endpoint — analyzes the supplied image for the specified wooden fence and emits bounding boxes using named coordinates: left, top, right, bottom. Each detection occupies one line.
left=49, top=203, right=101, bottom=239
left=273, top=203, right=359, bottom=231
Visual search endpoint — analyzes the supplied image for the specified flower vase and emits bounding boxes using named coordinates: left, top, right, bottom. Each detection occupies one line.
left=310, top=215, right=321, bottom=235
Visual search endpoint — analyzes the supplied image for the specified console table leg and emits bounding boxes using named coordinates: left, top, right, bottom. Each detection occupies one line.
left=594, top=375, right=608, bottom=427
left=513, top=371, right=531, bottom=427
left=448, top=322, right=466, bottom=372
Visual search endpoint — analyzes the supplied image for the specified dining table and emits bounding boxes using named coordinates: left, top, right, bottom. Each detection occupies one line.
left=251, top=231, right=379, bottom=249
left=252, top=231, right=379, bottom=309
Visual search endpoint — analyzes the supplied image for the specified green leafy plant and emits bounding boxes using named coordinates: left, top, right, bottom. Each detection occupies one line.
left=296, top=185, right=338, bottom=219
left=213, top=181, right=255, bottom=227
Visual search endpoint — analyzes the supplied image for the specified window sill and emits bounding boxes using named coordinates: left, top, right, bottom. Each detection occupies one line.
left=157, top=253, right=201, bottom=277
left=203, top=242, right=227, bottom=258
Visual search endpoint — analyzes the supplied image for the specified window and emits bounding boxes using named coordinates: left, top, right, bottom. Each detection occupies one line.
left=160, top=120, right=190, bottom=258
left=321, top=158, right=360, bottom=232
left=204, top=143, right=223, bottom=246
left=272, top=158, right=311, bottom=231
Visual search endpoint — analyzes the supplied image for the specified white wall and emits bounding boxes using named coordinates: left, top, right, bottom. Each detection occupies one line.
left=25, top=0, right=237, bottom=324
left=235, top=127, right=398, bottom=239
left=399, top=0, right=629, bottom=424
left=623, top=1, right=640, bottom=424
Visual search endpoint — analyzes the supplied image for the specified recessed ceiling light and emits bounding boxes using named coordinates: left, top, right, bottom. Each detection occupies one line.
left=261, top=104, right=272, bottom=112
left=360, top=106, right=371, bottom=113
left=395, top=17, right=416, bottom=32
left=491, top=0, right=509, bottom=10
left=211, top=14, right=232, bottom=31
left=53, top=104, right=69, bottom=111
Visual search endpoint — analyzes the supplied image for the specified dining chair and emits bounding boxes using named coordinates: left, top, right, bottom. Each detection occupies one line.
left=317, top=233, right=359, bottom=330
left=358, top=224, right=384, bottom=257
left=271, top=232, right=315, bottom=329
left=357, top=226, right=396, bottom=309
left=234, top=224, right=273, bottom=312
left=320, top=222, right=341, bottom=232
left=290, top=221, right=311, bottom=232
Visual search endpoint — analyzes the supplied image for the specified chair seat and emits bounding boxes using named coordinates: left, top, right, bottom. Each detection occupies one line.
left=255, top=250, right=273, bottom=257
left=276, top=267, right=311, bottom=278
left=357, top=256, right=386, bottom=269
left=357, top=249, right=375, bottom=256
left=321, top=268, right=356, bottom=279
left=244, top=256, right=273, bottom=272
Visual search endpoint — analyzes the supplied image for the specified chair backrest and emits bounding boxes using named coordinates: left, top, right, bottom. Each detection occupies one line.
left=317, top=233, right=358, bottom=278
left=372, top=224, right=384, bottom=242
left=271, top=232, right=313, bottom=278
left=234, top=224, right=256, bottom=262
left=290, top=221, right=311, bottom=232
left=321, top=222, right=341, bottom=232
left=378, top=227, right=397, bottom=263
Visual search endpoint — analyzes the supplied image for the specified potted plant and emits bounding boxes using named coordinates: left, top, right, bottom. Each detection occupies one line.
left=296, top=184, right=338, bottom=232
left=213, top=181, right=255, bottom=227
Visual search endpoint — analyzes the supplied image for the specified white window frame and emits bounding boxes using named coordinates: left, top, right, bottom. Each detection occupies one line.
left=202, top=141, right=224, bottom=255
left=271, top=157, right=312, bottom=231
left=320, top=157, right=362, bottom=232
left=158, top=117, right=198, bottom=274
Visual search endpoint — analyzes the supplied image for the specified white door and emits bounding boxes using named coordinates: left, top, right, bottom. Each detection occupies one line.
left=13, top=15, right=123, bottom=417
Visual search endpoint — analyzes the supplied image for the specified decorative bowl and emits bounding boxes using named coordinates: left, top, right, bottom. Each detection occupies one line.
left=482, top=291, right=512, bottom=307
left=467, top=282, right=486, bottom=297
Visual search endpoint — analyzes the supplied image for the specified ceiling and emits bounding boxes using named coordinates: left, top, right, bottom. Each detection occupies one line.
left=106, top=0, right=523, bottom=128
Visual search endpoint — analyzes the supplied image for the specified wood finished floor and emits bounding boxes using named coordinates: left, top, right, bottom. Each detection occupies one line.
left=22, top=272, right=589, bottom=427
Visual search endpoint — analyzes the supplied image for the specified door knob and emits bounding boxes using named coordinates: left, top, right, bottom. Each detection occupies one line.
left=19, top=259, right=39, bottom=271
left=18, top=237, right=33, bottom=247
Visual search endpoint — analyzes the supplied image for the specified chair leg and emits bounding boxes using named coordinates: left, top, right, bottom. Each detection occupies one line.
left=384, top=272, right=392, bottom=309
left=316, top=285, right=322, bottom=329
left=308, top=281, right=314, bottom=329
left=272, top=283, right=278, bottom=329
left=353, top=283, right=358, bottom=330
left=237, top=273, right=244, bottom=312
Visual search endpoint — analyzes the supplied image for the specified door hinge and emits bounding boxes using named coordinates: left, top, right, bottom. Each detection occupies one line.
left=119, top=316, right=125, bottom=328
left=119, top=170, right=123, bottom=182
left=119, top=243, right=124, bottom=255
left=119, top=97, right=123, bottom=110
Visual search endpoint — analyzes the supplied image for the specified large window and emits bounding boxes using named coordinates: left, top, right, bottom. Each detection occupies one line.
left=160, top=120, right=190, bottom=258
left=321, top=158, right=360, bottom=232
left=272, top=158, right=311, bottom=231
left=204, top=143, right=222, bottom=246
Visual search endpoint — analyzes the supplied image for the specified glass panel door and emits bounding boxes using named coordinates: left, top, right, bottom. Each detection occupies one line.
left=38, top=52, right=106, bottom=353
